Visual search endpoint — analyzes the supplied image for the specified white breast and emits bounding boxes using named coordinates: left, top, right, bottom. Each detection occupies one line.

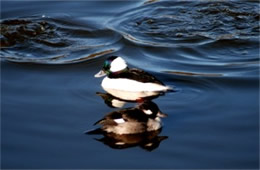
left=101, top=88, right=161, bottom=101
left=147, top=117, right=162, bottom=131
left=101, top=77, right=170, bottom=92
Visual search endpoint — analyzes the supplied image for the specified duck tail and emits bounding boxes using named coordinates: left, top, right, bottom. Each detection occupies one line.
left=165, top=85, right=176, bottom=92
left=85, top=128, right=104, bottom=135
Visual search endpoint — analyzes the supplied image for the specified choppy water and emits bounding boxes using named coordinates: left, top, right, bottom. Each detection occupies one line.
left=1, top=0, right=259, bottom=169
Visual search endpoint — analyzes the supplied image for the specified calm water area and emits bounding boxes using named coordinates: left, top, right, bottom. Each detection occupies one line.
left=1, top=0, right=259, bottom=169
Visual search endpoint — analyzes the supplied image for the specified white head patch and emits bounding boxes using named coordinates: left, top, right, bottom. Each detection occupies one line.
left=113, top=118, right=125, bottom=124
left=111, top=99, right=126, bottom=108
left=110, top=57, right=127, bottom=72
left=143, top=109, right=153, bottom=115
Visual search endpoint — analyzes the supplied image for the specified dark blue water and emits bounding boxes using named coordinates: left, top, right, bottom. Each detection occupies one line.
left=1, top=0, right=259, bottom=169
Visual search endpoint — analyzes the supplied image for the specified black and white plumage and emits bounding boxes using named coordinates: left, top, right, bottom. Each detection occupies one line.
left=91, top=101, right=167, bottom=135
left=95, top=56, right=173, bottom=93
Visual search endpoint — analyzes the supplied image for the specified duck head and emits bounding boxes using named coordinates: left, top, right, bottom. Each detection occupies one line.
left=95, top=56, right=128, bottom=77
left=138, top=101, right=168, bottom=118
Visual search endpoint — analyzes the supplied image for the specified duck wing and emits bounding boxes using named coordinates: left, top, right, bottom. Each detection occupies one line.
left=109, top=68, right=165, bottom=85
left=94, top=108, right=148, bottom=125
left=94, top=111, right=122, bottom=126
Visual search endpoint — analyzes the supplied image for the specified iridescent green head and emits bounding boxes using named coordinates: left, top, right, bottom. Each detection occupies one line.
left=94, top=56, right=127, bottom=77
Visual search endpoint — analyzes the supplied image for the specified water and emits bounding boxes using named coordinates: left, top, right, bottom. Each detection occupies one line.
left=1, top=0, right=259, bottom=169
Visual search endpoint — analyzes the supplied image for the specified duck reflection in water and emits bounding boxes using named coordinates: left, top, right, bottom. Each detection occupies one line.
left=88, top=56, right=171, bottom=151
left=86, top=101, right=168, bottom=151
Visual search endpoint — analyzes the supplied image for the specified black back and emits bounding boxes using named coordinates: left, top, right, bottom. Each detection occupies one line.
left=95, top=108, right=150, bottom=126
left=108, top=68, right=165, bottom=85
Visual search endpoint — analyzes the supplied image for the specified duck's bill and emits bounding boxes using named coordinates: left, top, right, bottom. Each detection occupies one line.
left=94, top=70, right=106, bottom=78
left=157, top=111, right=168, bottom=118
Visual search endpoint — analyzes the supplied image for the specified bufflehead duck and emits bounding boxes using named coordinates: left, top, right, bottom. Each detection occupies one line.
left=90, top=101, right=167, bottom=135
left=95, top=56, right=173, bottom=93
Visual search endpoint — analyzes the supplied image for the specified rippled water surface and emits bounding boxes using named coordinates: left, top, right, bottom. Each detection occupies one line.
left=1, top=0, right=259, bottom=169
